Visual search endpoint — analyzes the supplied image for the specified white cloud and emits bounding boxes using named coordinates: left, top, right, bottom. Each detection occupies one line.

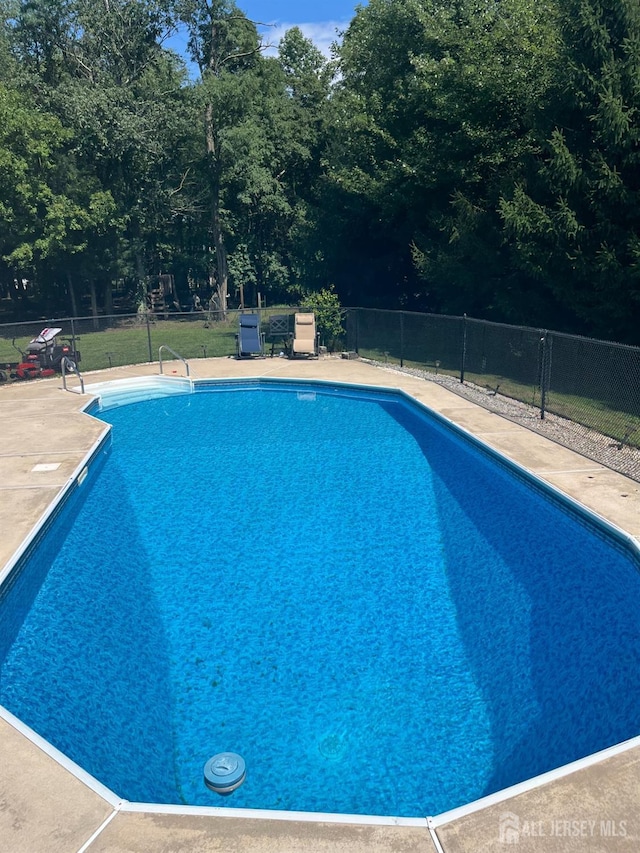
left=259, top=20, right=350, bottom=59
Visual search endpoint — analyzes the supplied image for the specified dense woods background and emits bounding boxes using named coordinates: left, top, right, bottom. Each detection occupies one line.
left=1, top=0, right=640, bottom=344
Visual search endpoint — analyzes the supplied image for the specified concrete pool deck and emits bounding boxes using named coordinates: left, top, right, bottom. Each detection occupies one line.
left=0, top=355, right=639, bottom=853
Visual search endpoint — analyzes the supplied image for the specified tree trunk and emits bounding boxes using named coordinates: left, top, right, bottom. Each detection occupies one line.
left=89, top=280, right=99, bottom=330
left=212, top=191, right=228, bottom=314
left=136, top=251, right=147, bottom=309
left=67, top=272, right=78, bottom=317
left=205, top=101, right=228, bottom=317
left=103, top=278, right=113, bottom=316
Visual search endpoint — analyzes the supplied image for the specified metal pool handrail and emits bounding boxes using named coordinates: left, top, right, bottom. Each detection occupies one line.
left=158, top=345, right=190, bottom=377
left=61, top=356, right=85, bottom=394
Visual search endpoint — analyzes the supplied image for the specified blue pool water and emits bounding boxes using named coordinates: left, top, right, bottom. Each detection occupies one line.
left=1, top=382, right=640, bottom=817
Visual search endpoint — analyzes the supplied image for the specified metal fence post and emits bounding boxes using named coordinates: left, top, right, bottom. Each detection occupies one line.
left=70, top=317, right=77, bottom=356
left=540, top=330, right=548, bottom=420
left=354, top=309, right=359, bottom=354
left=146, top=312, right=153, bottom=363
left=460, top=314, right=467, bottom=383
left=400, top=311, right=405, bottom=368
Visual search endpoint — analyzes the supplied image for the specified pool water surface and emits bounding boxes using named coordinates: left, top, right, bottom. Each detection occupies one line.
left=1, top=382, right=639, bottom=817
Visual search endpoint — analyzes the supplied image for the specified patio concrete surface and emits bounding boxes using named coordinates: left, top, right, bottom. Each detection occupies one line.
left=0, top=355, right=639, bottom=852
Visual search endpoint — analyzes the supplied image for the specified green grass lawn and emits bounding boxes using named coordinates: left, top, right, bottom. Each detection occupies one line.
left=356, top=346, right=461, bottom=379
left=465, top=370, right=640, bottom=448
left=0, top=316, right=239, bottom=373
left=545, top=389, right=640, bottom=448
left=78, top=318, right=238, bottom=371
left=0, top=309, right=301, bottom=373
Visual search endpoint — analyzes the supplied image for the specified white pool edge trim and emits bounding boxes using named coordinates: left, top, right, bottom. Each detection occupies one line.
left=119, top=801, right=428, bottom=826
left=0, top=425, right=111, bottom=590
left=428, top=733, right=640, bottom=828
left=0, top=705, right=122, bottom=808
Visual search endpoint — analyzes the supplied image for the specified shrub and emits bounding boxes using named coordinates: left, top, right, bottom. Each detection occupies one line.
left=301, top=286, right=345, bottom=351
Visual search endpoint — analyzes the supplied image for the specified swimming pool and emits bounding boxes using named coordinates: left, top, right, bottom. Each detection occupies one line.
left=1, top=379, right=639, bottom=818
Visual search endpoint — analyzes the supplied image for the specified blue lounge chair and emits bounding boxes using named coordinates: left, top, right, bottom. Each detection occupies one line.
left=236, top=313, right=265, bottom=358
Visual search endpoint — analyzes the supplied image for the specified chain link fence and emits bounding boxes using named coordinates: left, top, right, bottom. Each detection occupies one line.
left=346, top=308, right=640, bottom=480
left=0, top=309, right=279, bottom=375
left=1, top=306, right=638, bottom=478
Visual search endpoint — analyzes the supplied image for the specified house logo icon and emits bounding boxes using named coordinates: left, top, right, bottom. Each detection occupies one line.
left=499, top=812, right=521, bottom=844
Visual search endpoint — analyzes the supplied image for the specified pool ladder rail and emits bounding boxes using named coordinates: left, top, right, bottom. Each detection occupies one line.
left=158, top=345, right=190, bottom=378
left=61, top=356, right=85, bottom=394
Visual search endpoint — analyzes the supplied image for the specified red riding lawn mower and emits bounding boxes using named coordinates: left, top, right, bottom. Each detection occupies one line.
left=0, top=327, right=81, bottom=384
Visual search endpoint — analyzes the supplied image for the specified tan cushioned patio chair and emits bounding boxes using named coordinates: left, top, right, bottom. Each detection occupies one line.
left=291, top=312, right=318, bottom=357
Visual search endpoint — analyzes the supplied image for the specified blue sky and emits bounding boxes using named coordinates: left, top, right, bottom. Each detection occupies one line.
left=166, top=0, right=366, bottom=67
left=240, top=0, right=365, bottom=56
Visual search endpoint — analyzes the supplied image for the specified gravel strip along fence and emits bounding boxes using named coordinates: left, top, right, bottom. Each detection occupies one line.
left=366, top=360, right=640, bottom=484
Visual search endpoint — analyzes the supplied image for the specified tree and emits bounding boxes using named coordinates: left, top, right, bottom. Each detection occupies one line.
left=326, top=0, right=561, bottom=316
left=2, top=0, right=190, bottom=316
left=500, top=0, right=640, bottom=341
left=176, top=6, right=334, bottom=311
left=179, top=0, right=263, bottom=312
left=3, top=0, right=75, bottom=87
left=301, top=284, right=345, bottom=350
left=275, top=27, right=333, bottom=296
left=0, top=82, right=74, bottom=304
left=60, top=0, right=186, bottom=314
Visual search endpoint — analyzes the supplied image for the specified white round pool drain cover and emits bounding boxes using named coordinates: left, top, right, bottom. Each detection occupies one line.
left=204, top=752, right=246, bottom=795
